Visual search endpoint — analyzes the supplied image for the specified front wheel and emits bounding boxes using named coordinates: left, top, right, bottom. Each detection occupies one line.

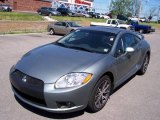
left=137, top=54, right=150, bottom=75
left=49, top=29, right=55, bottom=35
left=87, top=75, right=112, bottom=112
left=139, top=29, right=144, bottom=34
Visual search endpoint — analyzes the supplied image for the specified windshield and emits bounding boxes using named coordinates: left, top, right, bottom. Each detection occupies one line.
left=49, top=8, right=56, bottom=11
left=67, top=22, right=81, bottom=27
left=118, top=20, right=127, bottom=24
left=55, top=30, right=116, bottom=54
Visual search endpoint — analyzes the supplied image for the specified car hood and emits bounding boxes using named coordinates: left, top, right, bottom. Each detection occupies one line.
left=15, top=44, right=104, bottom=83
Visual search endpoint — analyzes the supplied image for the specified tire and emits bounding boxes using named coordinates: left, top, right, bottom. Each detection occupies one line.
left=87, top=75, right=112, bottom=112
left=49, top=13, right=52, bottom=16
left=137, top=54, right=150, bottom=75
left=38, top=12, right=42, bottom=15
left=49, top=29, right=55, bottom=35
left=139, top=29, right=144, bottom=34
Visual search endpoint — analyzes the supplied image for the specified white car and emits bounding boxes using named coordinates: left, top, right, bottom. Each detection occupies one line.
left=99, top=14, right=110, bottom=19
left=91, top=19, right=132, bottom=29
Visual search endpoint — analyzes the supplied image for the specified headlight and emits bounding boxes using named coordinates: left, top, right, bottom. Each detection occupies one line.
left=55, top=73, right=92, bottom=88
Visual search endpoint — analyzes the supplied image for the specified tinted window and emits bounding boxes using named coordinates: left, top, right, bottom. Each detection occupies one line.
left=55, top=22, right=63, bottom=26
left=107, top=20, right=111, bottom=24
left=122, top=34, right=138, bottom=48
left=62, top=22, right=67, bottom=26
left=49, top=8, right=55, bottom=11
left=112, top=20, right=117, bottom=25
left=55, top=30, right=116, bottom=54
left=67, top=22, right=80, bottom=27
left=115, top=38, right=125, bottom=57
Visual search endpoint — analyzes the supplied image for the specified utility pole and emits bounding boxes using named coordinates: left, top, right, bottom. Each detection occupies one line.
left=138, top=0, right=142, bottom=19
left=109, top=0, right=113, bottom=12
left=157, top=6, right=160, bottom=23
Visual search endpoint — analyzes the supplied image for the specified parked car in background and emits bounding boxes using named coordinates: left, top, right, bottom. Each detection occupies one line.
left=47, top=21, right=81, bottom=35
left=99, top=13, right=110, bottom=19
left=56, top=7, right=73, bottom=16
left=0, top=4, right=12, bottom=12
left=37, top=7, right=61, bottom=16
left=83, top=13, right=90, bottom=18
left=10, top=26, right=151, bottom=113
left=91, top=19, right=133, bottom=30
left=71, top=11, right=86, bottom=17
left=95, top=13, right=100, bottom=19
left=129, top=16, right=139, bottom=22
left=129, top=21, right=155, bottom=33
left=140, top=17, right=146, bottom=22
left=88, top=12, right=96, bottom=18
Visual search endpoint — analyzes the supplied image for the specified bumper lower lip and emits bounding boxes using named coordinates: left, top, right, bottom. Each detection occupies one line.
left=12, top=86, right=84, bottom=113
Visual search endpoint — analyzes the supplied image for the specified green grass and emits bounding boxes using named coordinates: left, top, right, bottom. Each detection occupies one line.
left=0, top=12, right=43, bottom=21
left=51, top=16, right=106, bottom=26
left=141, top=22, right=160, bottom=29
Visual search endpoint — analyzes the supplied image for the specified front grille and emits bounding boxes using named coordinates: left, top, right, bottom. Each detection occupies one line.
left=12, top=85, right=46, bottom=107
left=12, top=70, right=43, bottom=86
left=10, top=70, right=46, bottom=106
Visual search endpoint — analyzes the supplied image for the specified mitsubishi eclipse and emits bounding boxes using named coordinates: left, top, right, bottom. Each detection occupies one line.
left=10, top=26, right=150, bottom=113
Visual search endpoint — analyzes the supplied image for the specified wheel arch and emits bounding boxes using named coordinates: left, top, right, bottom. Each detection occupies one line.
left=99, top=71, right=115, bottom=90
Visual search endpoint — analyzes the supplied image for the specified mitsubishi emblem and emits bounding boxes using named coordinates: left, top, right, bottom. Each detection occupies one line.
left=22, top=76, right=27, bottom=82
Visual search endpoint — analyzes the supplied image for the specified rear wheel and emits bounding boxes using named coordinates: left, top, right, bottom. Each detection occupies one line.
left=139, top=29, right=144, bottom=34
left=38, top=12, right=42, bottom=15
left=49, top=29, right=55, bottom=35
left=137, top=54, right=150, bottom=75
left=49, top=13, right=52, bottom=16
left=87, top=75, right=111, bottom=112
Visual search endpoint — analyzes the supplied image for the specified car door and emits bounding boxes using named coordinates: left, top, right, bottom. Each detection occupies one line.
left=53, top=22, right=63, bottom=34
left=123, top=33, right=142, bottom=72
left=59, top=22, right=71, bottom=34
left=113, top=36, right=131, bottom=86
left=113, top=33, right=141, bottom=86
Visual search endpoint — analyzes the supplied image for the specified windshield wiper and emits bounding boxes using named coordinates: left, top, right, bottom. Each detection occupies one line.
left=67, top=46, right=95, bottom=53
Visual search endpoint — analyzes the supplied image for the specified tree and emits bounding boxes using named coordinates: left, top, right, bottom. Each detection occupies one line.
left=110, top=0, right=132, bottom=16
left=131, top=0, right=141, bottom=17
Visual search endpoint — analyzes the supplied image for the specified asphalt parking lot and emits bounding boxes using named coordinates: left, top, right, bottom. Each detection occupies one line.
left=0, top=31, right=160, bottom=120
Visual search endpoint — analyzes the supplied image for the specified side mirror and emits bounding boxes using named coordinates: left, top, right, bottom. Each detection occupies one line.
left=125, top=47, right=135, bottom=53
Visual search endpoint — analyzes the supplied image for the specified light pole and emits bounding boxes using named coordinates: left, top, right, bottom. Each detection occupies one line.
left=157, top=6, right=160, bottom=23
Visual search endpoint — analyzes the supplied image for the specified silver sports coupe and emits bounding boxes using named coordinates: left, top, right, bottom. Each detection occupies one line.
left=10, top=26, right=150, bottom=113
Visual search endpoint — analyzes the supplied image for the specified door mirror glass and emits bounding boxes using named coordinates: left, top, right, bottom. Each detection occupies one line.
left=125, top=47, right=135, bottom=53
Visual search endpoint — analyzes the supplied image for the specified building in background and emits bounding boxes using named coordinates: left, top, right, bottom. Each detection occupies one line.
left=0, top=0, right=94, bottom=12
left=52, top=0, right=94, bottom=12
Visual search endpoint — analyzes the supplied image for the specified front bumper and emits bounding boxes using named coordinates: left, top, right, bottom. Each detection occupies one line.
left=10, top=69, right=96, bottom=113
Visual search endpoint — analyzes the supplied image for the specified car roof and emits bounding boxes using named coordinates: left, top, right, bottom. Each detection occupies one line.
left=57, top=21, right=76, bottom=23
left=78, top=26, right=126, bottom=34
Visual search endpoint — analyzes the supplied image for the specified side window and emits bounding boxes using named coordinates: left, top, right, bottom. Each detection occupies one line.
left=107, top=20, right=111, bottom=24
left=115, top=38, right=125, bottom=57
left=55, top=22, right=62, bottom=26
left=62, top=22, right=67, bottom=27
left=111, top=20, right=117, bottom=25
left=123, top=34, right=138, bottom=48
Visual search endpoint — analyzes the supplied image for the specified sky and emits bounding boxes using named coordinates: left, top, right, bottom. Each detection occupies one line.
left=93, top=0, right=160, bottom=17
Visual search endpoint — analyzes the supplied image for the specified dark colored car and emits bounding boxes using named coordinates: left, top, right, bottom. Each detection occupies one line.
left=10, top=26, right=150, bottom=113
left=47, top=21, right=81, bottom=35
left=56, top=7, right=73, bottom=16
left=129, top=21, right=155, bottom=33
left=37, top=7, right=61, bottom=16
left=88, top=12, right=97, bottom=18
left=0, top=4, right=12, bottom=12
